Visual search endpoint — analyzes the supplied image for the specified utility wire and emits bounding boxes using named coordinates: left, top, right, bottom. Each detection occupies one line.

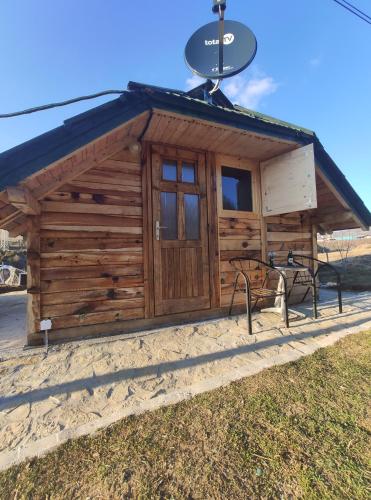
left=0, top=89, right=125, bottom=118
left=340, top=0, right=371, bottom=21
left=332, top=0, right=371, bottom=24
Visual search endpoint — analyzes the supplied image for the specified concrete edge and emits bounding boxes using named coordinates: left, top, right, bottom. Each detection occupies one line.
left=0, top=325, right=365, bottom=472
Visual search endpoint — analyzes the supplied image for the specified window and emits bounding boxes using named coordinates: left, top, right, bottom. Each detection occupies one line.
left=162, top=159, right=196, bottom=183
left=221, top=166, right=253, bottom=212
left=162, top=160, right=177, bottom=181
left=182, top=162, right=196, bottom=183
left=184, top=194, right=200, bottom=240
left=160, top=192, right=177, bottom=240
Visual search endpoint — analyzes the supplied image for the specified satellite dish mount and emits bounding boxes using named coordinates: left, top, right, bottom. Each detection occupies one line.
left=210, top=0, right=227, bottom=95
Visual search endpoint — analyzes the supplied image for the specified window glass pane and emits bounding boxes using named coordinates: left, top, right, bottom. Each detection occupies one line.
left=182, top=162, right=195, bottom=183
left=221, top=166, right=253, bottom=212
left=162, top=160, right=177, bottom=181
left=160, top=192, right=177, bottom=240
left=184, top=194, right=200, bottom=240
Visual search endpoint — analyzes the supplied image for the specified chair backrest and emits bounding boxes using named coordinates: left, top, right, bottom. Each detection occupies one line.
left=229, top=257, right=271, bottom=289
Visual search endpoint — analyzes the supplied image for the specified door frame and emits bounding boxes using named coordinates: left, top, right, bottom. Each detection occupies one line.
left=142, top=142, right=220, bottom=319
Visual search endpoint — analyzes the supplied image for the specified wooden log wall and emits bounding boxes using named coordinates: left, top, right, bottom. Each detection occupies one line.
left=219, top=209, right=315, bottom=309
left=219, top=214, right=262, bottom=307
left=39, top=147, right=145, bottom=331
left=266, top=211, right=313, bottom=261
left=266, top=211, right=314, bottom=304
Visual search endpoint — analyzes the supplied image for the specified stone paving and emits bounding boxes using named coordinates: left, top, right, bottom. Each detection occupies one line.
left=0, top=290, right=370, bottom=470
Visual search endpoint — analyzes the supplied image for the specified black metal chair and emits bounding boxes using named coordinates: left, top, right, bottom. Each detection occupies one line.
left=228, top=257, right=289, bottom=335
left=292, top=254, right=343, bottom=315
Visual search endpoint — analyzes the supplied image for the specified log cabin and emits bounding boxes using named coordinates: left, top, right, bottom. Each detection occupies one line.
left=0, top=80, right=370, bottom=345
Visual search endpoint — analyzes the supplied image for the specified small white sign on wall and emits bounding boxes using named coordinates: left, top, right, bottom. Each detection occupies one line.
left=40, top=319, right=52, bottom=331
left=261, top=143, right=317, bottom=217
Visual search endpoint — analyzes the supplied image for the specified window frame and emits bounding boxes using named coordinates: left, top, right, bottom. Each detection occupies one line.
left=161, top=156, right=198, bottom=185
left=216, top=154, right=261, bottom=218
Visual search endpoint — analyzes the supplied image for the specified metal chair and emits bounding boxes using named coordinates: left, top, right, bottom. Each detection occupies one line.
left=228, top=257, right=289, bottom=335
left=293, top=254, right=343, bottom=315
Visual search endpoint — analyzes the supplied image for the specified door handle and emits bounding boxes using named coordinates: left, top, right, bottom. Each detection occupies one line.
left=155, top=220, right=168, bottom=240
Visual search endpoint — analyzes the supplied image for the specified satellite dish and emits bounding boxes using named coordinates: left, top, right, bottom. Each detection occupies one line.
left=185, top=20, right=257, bottom=80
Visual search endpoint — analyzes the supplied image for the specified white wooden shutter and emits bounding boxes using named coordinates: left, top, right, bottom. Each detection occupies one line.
left=261, top=143, right=317, bottom=217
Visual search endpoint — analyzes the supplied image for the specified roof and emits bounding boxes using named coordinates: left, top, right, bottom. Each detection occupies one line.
left=0, top=80, right=370, bottom=228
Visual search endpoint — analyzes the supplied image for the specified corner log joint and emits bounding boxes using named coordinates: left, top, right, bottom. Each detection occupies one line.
left=6, top=186, right=41, bottom=215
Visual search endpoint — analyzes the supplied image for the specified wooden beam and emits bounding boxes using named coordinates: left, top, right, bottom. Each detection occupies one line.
left=312, top=210, right=353, bottom=226
left=315, top=167, right=365, bottom=229
left=8, top=218, right=28, bottom=237
left=0, top=208, right=22, bottom=228
left=206, top=151, right=221, bottom=309
left=26, top=216, right=41, bottom=336
left=6, top=186, right=40, bottom=215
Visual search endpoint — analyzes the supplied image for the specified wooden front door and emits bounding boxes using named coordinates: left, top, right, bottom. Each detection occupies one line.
left=152, top=146, right=211, bottom=316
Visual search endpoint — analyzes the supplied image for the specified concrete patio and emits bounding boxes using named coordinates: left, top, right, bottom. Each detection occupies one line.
left=0, top=289, right=370, bottom=470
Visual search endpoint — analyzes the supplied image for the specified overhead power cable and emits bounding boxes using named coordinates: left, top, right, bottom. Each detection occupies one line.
left=332, top=0, right=371, bottom=25
left=341, top=0, right=371, bottom=20
left=0, top=89, right=125, bottom=118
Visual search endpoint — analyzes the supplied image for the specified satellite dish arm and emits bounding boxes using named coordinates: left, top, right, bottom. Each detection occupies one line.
left=210, top=1, right=226, bottom=96
left=218, top=4, right=225, bottom=75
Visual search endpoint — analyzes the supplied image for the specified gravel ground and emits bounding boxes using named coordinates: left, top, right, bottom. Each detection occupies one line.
left=0, top=290, right=370, bottom=468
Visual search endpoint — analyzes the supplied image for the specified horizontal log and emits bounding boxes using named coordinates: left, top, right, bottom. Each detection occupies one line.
left=219, top=229, right=261, bottom=240
left=44, top=191, right=142, bottom=207
left=91, top=169, right=141, bottom=182
left=267, top=242, right=312, bottom=252
left=41, top=237, right=143, bottom=253
left=59, top=183, right=142, bottom=199
left=269, top=250, right=312, bottom=258
left=64, top=180, right=141, bottom=194
left=264, top=215, right=302, bottom=224
left=220, top=259, right=260, bottom=272
left=220, top=270, right=264, bottom=285
left=41, top=225, right=142, bottom=235
left=219, top=217, right=261, bottom=230
left=219, top=239, right=261, bottom=251
left=41, top=287, right=144, bottom=306
left=42, top=297, right=144, bottom=319
left=40, top=212, right=142, bottom=228
left=220, top=250, right=261, bottom=261
left=221, top=281, right=262, bottom=295
left=40, top=202, right=142, bottom=217
left=48, top=307, right=145, bottom=329
left=267, top=232, right=312, bottom=242
left=40, top=229, right=142, bottom=239
left=100, top=158, right=141, bottom=170
left=41, top=251, right=143, bottom=268
left=77, top=172, right=141, bottom=188
left=41, top=264, right=143, bottom=281
left=267, top=223, right=311, bottom=232
left=41, top=275, right=144, bottom=293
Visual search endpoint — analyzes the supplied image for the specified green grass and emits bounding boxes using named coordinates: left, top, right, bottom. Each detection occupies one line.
left=1, top=332, right=370, bottom=499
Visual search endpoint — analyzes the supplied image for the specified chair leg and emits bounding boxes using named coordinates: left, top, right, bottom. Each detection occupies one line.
left=246, top=289, right=253, bottom=335
left=284, top=292, right=289, bottom=329
left=229, top=276, right=238, bottom=317
left=312, top=280, right=318, bottom=319
left=338, top=284, right=343, bottom=314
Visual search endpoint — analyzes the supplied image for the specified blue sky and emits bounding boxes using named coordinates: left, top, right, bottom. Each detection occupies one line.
left=0, top=0, right=370, bottom=210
